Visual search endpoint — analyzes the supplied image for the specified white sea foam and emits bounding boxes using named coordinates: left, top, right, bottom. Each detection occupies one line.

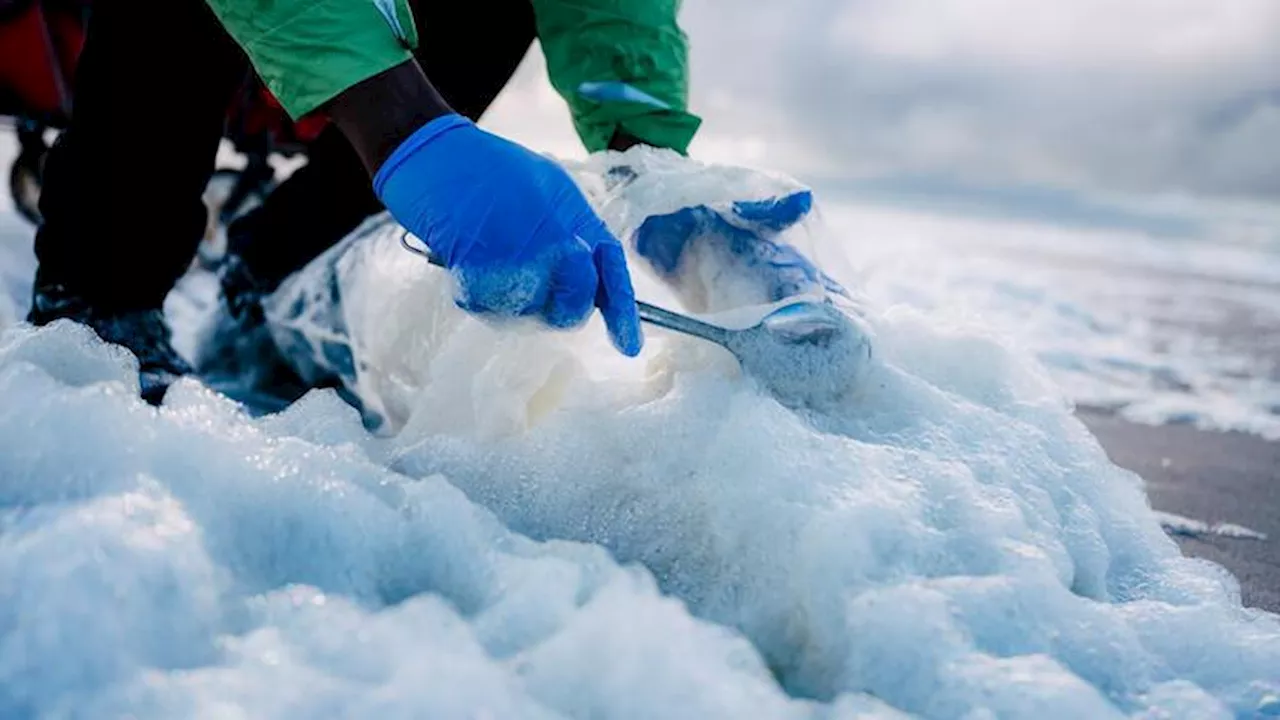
left=0, top=142, right=1277, bottom=719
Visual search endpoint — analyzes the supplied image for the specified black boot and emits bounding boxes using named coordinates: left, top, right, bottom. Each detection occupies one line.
left=27, top=283, right=193, bottom=405
left=209, top=227, right=373, bottom=423
left=197, top=248, right=312, bottom=412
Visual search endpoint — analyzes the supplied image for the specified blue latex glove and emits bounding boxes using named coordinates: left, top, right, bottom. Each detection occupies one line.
left=373, top=114, right=643, bottom=356
left=633, top=190, right=850, bottom=302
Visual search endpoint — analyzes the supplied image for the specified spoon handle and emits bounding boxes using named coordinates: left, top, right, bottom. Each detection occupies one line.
left=401, top=230, right=731, bottom=346
left=634, top=302, right=731, bottom=345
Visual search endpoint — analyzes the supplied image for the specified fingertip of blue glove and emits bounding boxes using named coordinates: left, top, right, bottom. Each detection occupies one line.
left=614, top=324, right=645, bottom=357
left=592, top=239, right=644, bottom=357
left=603, top=303, right=644, bottom=357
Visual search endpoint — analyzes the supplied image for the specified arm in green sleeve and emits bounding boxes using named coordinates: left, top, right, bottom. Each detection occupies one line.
left=530, top=0, right=702, bottom=154
left=202, top=0, right=419, bottom=119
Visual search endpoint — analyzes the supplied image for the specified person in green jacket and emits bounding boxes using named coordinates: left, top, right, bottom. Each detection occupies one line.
left=27, top=0, right=706, bottom=403
left=29, top=0, right=829, bottom=406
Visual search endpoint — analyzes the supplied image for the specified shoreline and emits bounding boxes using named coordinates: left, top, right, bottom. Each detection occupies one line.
left=1078, top=408, right=1280, bottom=613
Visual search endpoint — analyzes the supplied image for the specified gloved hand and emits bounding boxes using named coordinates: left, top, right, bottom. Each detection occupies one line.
left=373, top=114, right=643, bottom=356
left=632, top=189, right=850, bottom=307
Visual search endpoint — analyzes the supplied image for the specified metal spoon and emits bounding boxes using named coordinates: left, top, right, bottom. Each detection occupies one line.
left=400, top=232, right=871, bottom=408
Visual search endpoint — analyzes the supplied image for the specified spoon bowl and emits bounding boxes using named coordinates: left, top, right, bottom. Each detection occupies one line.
left=720, top=300, right=872, bottom=409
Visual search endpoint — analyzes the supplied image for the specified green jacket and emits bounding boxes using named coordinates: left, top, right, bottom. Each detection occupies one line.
left=202, top=0, right=701, bottom=153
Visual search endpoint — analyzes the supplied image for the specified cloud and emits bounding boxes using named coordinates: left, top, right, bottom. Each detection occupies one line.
left=481, top=0, right=1279, bottom=204
left=678, top=0, right=1280, bottom=200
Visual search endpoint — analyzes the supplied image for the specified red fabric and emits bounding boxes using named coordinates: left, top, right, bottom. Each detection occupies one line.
left=291, top=113, right=328, bottom=143
left=1, top=1, right=321, bottom=149
left=0, top=3, right=69, bottom=116
left=230, top=83, right=330, bottom=148
left=257, top=86, right=330, bottom=142
left=45, top=9, right=84, bottom=87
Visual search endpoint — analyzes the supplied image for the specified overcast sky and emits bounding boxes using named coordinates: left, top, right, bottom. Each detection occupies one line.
left=484, top=0, right=1280, bottom=207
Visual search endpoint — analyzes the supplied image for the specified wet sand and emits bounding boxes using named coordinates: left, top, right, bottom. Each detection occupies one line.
left=1079, top=409, right=1280, bottom=613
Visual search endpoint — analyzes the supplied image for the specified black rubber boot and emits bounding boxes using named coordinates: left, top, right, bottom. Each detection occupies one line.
left=27, top=283, right=193, bottom=405
left=196, top=250, right=312, bottom=413
left=212, top=227, right=376, bottom=426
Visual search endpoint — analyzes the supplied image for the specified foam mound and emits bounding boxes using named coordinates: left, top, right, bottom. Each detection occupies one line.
left=0, top=148, right=1277, bottom=719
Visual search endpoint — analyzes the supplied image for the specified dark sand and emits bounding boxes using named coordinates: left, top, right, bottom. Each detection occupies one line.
left=1079, top=409, right=1279, bottom=613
